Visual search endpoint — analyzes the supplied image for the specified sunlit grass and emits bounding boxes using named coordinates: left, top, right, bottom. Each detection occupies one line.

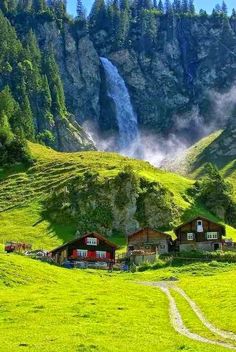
left=0, top=253, right=236, bottom=352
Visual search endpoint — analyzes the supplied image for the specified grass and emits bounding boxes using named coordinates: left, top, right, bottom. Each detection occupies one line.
left=0, top=142, right=235, bottom=251
left=1, top=252, right=236, bottom=352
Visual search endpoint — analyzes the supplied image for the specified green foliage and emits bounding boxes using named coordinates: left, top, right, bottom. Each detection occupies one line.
left=114, top=166, right=138, bottom=210
left=197, top=163, right=236, bottom=226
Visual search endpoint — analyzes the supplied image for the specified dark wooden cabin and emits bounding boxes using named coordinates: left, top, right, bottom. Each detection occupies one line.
left=50, top=232, right=118, bottom=268
left=128, top=228, right=172, bottom=255
left=174, top=216, right=226, bottom=252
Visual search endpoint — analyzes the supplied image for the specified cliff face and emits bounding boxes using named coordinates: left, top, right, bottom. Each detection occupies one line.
left=104, top=16, right=236, bottom=142
left=13, top=14, right=236, bottom=150
left=34, top=21, right=101, bottom=123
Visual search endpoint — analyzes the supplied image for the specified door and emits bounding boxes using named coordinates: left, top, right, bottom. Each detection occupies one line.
left=213, top=243, right=220, bottom=251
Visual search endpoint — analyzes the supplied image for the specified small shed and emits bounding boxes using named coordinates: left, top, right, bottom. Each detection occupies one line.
left=128, top=227, right=172, bottom=255
left=174, top=216, right=226, bottom=252
left=50, top=232, right=118, bottom=269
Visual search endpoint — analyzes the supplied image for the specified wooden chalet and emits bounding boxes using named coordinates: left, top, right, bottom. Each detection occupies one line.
left=128, top=227, right=172, bottom=255
left=50, top=232, right=118, bottom=269
left=174, top=216, right=226, bottom=252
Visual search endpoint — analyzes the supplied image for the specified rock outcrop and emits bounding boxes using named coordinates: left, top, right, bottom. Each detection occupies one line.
left=46, top=168, right=179, bottom=236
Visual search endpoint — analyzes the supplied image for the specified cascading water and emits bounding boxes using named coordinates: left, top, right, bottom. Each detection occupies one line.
left=100, top=57, right=140, bottom=153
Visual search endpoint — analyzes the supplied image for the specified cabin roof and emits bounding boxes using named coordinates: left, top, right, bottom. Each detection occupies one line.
left=174, top=216, right=226, bottom=234
left=128, top=227, right=171, bottom=239
left=50, top=232, right=119, bottom=254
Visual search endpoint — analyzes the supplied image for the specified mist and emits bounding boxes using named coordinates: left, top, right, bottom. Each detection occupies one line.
left=82, top=84, right=236, bottom=168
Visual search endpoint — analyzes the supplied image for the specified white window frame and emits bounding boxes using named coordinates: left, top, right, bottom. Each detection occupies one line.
left=86, top=237, right=98, bottom=246
left=96, top=251, right=106, bottom=259
left=77, top=249, right=88, bottom=257
left=206, top=232, right=218, bottom=240
left=196, top=220, right=204, bottom=232
left=187, top=233, right=194, bottom=241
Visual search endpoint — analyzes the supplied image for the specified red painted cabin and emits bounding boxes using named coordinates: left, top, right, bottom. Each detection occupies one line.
left=50, top=232, right=118, bottom=269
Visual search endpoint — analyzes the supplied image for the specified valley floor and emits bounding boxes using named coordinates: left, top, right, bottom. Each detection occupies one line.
left=1, top=252, right=236, bottom=352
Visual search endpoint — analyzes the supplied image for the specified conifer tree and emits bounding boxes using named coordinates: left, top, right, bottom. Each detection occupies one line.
left=43, top=52, right=66, bottom=117
left=157, top=0, right=164, bottom=13
left=32, top=0, right=46, bottom=13
left=89, top=0, right=107, bottom=33
left=189, top=0, right=195, bottom=14
left=214, top=3, right=222, bottom=14
left=173, top=0, right=181, bottom=13
left=164, top=0, right=172, bottom=14
left=17, top=0, right=32, bottom=12
left=181, top=0, right=188, bottom=13
left=120, top=0, right=129, bottom=11
left=222, top=1, right=227, bottom=15
left=77, top=0, right=86, bottom=19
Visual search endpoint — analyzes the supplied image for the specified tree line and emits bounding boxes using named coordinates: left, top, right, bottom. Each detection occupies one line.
left=0, top=8, right=70, bottom=164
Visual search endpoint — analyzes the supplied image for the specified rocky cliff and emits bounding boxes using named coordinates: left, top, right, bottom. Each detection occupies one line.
left=9, top=12, right=236, bottom=150
left=101, top=16, right=236, bottom=142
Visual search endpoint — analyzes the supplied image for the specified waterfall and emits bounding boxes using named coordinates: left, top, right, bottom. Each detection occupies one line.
left=100, top=57, right=139, bottom=153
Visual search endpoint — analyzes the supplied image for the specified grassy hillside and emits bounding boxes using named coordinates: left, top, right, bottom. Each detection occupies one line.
left=0, top=142, right=235, bottom=250
left=1, top=252, right=236, bottom=351
left=166, top=129, right=236, bottom=197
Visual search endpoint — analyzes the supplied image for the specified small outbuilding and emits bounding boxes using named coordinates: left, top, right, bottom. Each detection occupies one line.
left=50, top=232, right=118, bottom=269
left=128, top=227, right=172, bottom=255
left=174, top=216, right=226, bottom=252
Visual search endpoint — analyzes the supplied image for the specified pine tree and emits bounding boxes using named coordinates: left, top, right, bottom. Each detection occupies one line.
left=43, top=52, right=66, bottom=117
left=8, top=0, right=17, bottom=12
left=222, top=1, right=227, bottom=15
left=214, top=3, right=222, bottom=14
left=0, top=0, right=9, bottom=13
left=18, top=79, right=35, bottom=139
left=181, top=0, right=188, bottom=13
left=232, top=8, right=236, bottom=18
left=153, top=0, right=157, bottom=8
left=173, top=0, right=181, bottom=13
left=89, top=0, right=107, bottom=33
left=189, top=0, right=195, bottom=15
left=116, top=8, right=130, bottom=48
left=77, top=0, right=86, bottom=19
left=32, top=0, right=46, bottom=13
left=120, top=0, right=129, bottom=11
left=17, top=0, right=32, bottom=12
left=164, top=0, right=172, bottom=14
left=157, top=0, right=164, bottom=13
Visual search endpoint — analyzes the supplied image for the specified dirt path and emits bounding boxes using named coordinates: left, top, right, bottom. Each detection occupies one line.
left=140, top=282, right=236, bottom=350
left=173, top=286, right=236, bottom=342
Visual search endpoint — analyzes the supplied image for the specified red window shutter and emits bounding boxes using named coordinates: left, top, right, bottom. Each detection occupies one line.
left=72, top=249, right=77, bottom=258
left=106, top=252, right=111, bottom=259
left=84, top=237, right=88, bottom=245
left=96, top=238, right=99, bottom=245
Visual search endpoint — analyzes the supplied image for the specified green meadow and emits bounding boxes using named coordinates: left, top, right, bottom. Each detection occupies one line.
left=0, top=142, right=235, bottom=251
left=1, top=252, right=236, bottom=352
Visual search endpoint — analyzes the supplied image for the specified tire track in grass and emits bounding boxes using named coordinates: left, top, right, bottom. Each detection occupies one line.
left=173, top=286, right=236, bottom=342
left=140, top=282, right=236, bottom=350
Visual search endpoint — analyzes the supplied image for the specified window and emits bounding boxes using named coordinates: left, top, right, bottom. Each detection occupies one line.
left=77, top=249, right=88, bottom=257
left=96, top=251, right=106, bottom=259
left=196, top=220, right=203, bottom=232
left=206, top=232, right=218, bottom=240
left=86, top=237, right=98, bottom=246
left=187, top=233, right=194, bottom=241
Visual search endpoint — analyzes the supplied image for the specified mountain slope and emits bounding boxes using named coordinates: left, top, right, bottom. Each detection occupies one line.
left=0, top=142, right=235, bottom=250
left=168, top=128, right=236, bottom=177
